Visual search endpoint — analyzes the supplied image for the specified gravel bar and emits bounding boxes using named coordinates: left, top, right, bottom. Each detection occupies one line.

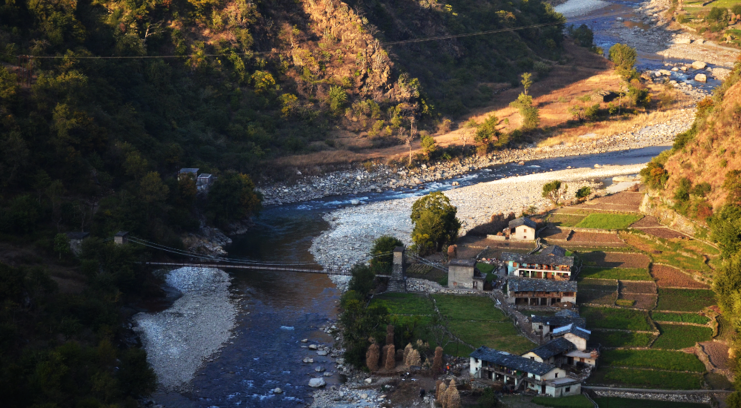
left=133, top=267, right=237, bottom=391
left=311, top=164, right=646, bottom=275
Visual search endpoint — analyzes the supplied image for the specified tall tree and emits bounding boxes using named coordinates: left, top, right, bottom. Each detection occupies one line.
left=207, top=172, right=262, bottom=225
left=410, top=192, right=461, bottom=253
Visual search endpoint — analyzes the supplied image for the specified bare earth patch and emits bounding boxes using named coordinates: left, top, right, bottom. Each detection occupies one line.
left=569, top=231, right=625, bottom=245
left=630, top=216, right=663, bottom=228
left=580, top=252, right=651, bottom=268
left=540, top=227, right=572, bottom=240
left=619, top=293, right=657, bottom=310
left=574, top=191, right=644, bottom=213
left=651, top=265, right=710, bottom=289
left=700, top=341, right=731, bottom=372
left=637, top=227, right=689, bottom=239
left=621, top=281, right=657, bottom=294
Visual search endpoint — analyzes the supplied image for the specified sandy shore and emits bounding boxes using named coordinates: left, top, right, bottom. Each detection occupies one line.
left=133, top=267, right=237, bottom=390
left=311, top=163, right=646, bottom=274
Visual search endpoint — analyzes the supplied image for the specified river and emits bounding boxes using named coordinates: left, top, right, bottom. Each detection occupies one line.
left=149, top=0, right=716, bottom=405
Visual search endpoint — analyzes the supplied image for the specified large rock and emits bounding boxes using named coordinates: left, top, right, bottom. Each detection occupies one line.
left=309, top=378, right=326, bottom=388
left=695, top=74, right=707, bottom=82
left=675, top=37, right=692, bottom=44
left=692, top=61, right=707, bottom=70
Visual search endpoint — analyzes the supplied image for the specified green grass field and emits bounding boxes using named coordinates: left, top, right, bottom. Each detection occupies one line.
left=656, top=288, right=716, bottom=312
left=374, top=294, right=536, bottom=357
left=547, top=213, right=587, bottom=227
left=371, top=293, right=435, bottom=315
left=575, top=213, right=643, bottom=230
left=580, top=267, right=652, bottom=281
left=600, top=349, right=705, bottom=372
left=590, top=330, right=655, bottom=348
left=593, top=397, right=710, bottom=408
left=653, top=323, right=713, bottom=349
left=446, top=320, right=534, bottom=355
left=532, top=395, right=593, bottom=408
left=587, top=367, right=704, bottom=389
left=622, top=232, right=714, bottom=272
left=580, top=306, right=653, bottom=331
left=651, top=312, right=710, bottom=325
left=433, top=294, right=508, bottom=321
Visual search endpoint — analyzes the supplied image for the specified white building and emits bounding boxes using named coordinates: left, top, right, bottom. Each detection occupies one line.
left=469, top=347, right=581, bottom=397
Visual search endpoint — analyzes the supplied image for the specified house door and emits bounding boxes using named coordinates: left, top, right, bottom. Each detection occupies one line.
left=473, top=281, right=478, bottom=289
left=541, top=385, right=546, bottom=394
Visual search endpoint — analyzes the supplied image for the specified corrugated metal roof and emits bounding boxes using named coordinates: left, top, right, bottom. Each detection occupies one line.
left=470, top=346, right=556, bottom=376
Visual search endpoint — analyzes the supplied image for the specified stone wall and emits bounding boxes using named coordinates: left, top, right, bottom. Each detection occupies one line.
left=591, top=389, right=713, bottom=404
left=639, top=192, right=707, bottom=237
left=406, top=278, right=483, bottom=295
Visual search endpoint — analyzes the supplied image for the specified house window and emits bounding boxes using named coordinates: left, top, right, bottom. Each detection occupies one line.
left=538, top=325, right=543, bottom=330
left=565, top=387, right=571, bottom=393
left=555, top=372, right=558, bottom=378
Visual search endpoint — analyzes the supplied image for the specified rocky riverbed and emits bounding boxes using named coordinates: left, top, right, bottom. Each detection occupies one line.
left=311, top=164, right=645, bottom=274
left=133, top=267, right=237, bottom=391
left=259, top=108, right=695, bottom=207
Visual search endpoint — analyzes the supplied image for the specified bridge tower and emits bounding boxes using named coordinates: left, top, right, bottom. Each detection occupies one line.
left=388, top=246, right=407, bottom=292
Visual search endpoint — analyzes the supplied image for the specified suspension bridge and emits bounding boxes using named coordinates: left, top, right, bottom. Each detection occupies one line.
left=126, top=235, right=416, bottom=277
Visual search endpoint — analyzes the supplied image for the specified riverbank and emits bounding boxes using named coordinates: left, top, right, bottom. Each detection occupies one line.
left=311, top=163, right=646, bottom=275
left=133, top=267, right=237, bottom=391
left=259, top=108, right=694, bottom=207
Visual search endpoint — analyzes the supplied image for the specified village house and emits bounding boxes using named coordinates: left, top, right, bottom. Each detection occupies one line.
left=65, top=232, right=89, bottom=256
left=521, top=337, right=575, bottom=366
left=508, top=217, right=537, bottom=241
left=178, top=168, right=199, bottom=181
left=448, top=258, right=486, bottom=291
left=470, top=347, right=581, bottom=397
left=501, top=249, right=574, bottom=280
left=505, top=278, right=577, bottom=306
left=531, top=309, right=586, bottom=337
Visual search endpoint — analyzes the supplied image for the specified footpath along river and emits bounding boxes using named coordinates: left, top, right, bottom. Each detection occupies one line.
left=143, top=0, right=739, bottom=406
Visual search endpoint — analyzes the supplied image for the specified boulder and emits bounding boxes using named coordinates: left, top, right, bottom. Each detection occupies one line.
left=675, top=37, right=692, bottom=44
left=308, top=378, right=326, bottom=388
left=273, top=388, right=283, bottom=394
left=658, top=69, right=671, bottom=76
left=692, top=61, right=707, bottom=70
left=695, top=74, right=707, bottom=82
left=317, top=350, right=329, bottom=356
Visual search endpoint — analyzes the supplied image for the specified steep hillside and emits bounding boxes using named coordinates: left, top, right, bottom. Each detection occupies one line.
left=642, top=59, right=741, bottom=222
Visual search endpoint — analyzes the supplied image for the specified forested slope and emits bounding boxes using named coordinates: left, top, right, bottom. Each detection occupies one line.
left=640, top=58, right=741, bottom=405
left=0, top=1, right=566, bottom=405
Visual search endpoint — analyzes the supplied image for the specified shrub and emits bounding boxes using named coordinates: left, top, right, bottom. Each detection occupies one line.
left=692, top=182, right=711, bottom=197
left=674, top=177, right=692, bottom=202
left=474, top=114, right=500, bottom=154
left=584, top=103, right=601, bottom=121
left=569, top=24, right=594, bottom=47
left=542, top=180, right=565, bottom=204
left=576, top=186, right=592, bottom=199
left=421, top=134, right=437, bottom=158
left=609, top=43, right=638, bottom=80
left=370, top=236, right=404, bottom=274
left=706, top=7, right=728, bottom=23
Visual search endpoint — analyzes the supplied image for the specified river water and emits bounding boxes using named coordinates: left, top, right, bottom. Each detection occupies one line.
left=150, top=1, right=710, bottom=406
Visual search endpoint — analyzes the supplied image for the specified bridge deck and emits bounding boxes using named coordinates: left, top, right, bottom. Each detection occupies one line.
left=145, top=262, right=391, bottom=278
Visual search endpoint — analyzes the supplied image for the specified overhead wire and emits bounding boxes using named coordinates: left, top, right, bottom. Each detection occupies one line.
left=129, top=235, right=397, bottom=270
left=22, top=9, right=627, bottom=60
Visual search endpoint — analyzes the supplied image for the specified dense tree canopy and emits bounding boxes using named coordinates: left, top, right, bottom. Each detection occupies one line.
left=410, top=191, right=461, bottom=254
